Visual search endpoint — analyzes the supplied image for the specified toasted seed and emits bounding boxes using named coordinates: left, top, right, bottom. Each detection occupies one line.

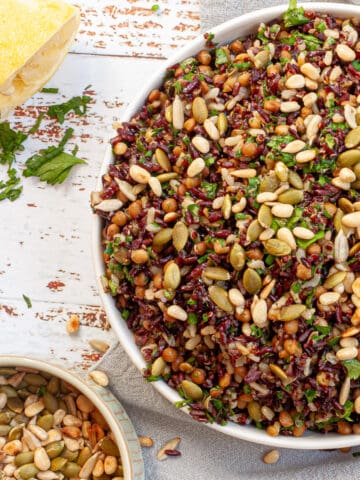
left=246, top=219, right=263, bottom=242
left=192, top=97, right=208, bottom=124
left=14, top=452, right=35, bottom=467
left=167, top=305, right=188, bottom=321
left=115, top=179, right=136, bottom=201
left=278, top=189, right=304, bottom=205
left=157, top=437, right=181, bottom=461
left=324, top=271, right=347, bottom=289
left=243, top=268, right=262, bottom=295
left=258, top=204, right=272, bottom=228
left=338, top=149, right=360, bottom=167
left=230, top=243, right=246, bottom=271
left=208, top=285, right=234, bottom=312
left=231, top=168, right=257, bottom=179
left=172, top=222, right=188, bottom=251
left=34, top=448, right=51, bottom=472
left=50, top=457, right=67, bottom=472
left=264, top=239, right=291, bottom=256
left=280, top=101, right=300, bottom=113
left=18, top=463, right=39, bottom=479
left=300, top=62, right=320, bottom=80
left=181, top=380, right=203, bottom=401
left=254, top=49, right=270, bottom=68
left=89, top=370, right=109, bottom=387
left=24, top=400, right=45, bottom=417
left=274, top=161, right=288, bottom=182
left=157, top=172, right=178, bottom=183
left=172, top=95, right=184, bottom=130
left=342, top=211, right=360, bottom=228
left=187, top=157, right=205, bottom=177
left=129, top=165, right=150, bottom=184
left=151, top=357, right=166, bottom=377
left=28, top=424, right=48, bottom=441
left=345, top=126, right=360, bottom=149
left=88, top=339, right=110, bottom=353
left=43, top=393, right=59, bottom=414
left=221, top=194, right=231, bottom=220
left=164, top=262, right=181, bottom=290
left=139, top=436, right=153, bottom=448
left=282, top=139, right=305, bottom=153
left=251, top=299, right=268, bottom=328
left=217, top=113, right=228, bottom=135
left=0, top=424, right=11, bottom=435
left=352, top=278, right=360, bottom=297
left=293, top=227, right=315, bottom=240
left=263, top=449, right=280, bottom=464
left=339, top=167, right=356, bottom=183
left=203, top=267, right=230, bottom=281
left=45, top=441, right=65, bottom=459
left=203, top=118, right=220, bottom=141
left=319, top=292, right=340, bottom=305
left=271, top=203, right=294, bottom=218
left=285, top=74, right=305, bottom=90
left=336, top=346, right=358, bottom=361
left=94, top=199, right=123, bottom=212
left=288, top=170, right=303, bottom=190
left=7, top=396, right=24, bottom=414
left=247, top=401, right=262, bottom=421
left=76, top=395, right=94, bottom=414
left=334, top=229, right=349, bottom=263
left=280, top=304, right=306, bottom=321
left=228, top=288, right=245, bottom=307
left=192, top=136, right=210, bottom=154
left=339, top=376, right=351, bottom=406
left=0, top=392, right=6, bottom=409
left=4, top=439, right=22, bottom=455
left=295, top=149, right=316, bottom=163
left=62, top=461, right=81, bottom=478
left=153, top=228, right=173, bottom=246
left=99, top=438, right=120, bottom=457
left=336, top=43, right=356, bottom=62
left=155, top=148, right=171, bottom=172
left=303, top=92, right=317, bottom=106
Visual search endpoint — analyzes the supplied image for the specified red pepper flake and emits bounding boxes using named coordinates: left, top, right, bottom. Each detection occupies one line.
left=47, top=281, right=65, bottom=291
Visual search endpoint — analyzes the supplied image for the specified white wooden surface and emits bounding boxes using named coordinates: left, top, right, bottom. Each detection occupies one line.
left=0, top=1, right=199, bottom=371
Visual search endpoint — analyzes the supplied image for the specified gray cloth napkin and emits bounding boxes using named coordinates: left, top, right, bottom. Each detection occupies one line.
left=100, top=2, right=360, bottom=478
left=100, top=343, right=360, bottom=480
left=201, top=0, right=353, bottom=31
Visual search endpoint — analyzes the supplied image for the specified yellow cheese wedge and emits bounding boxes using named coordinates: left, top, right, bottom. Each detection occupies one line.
left=0, top=0, right=80, bottom=120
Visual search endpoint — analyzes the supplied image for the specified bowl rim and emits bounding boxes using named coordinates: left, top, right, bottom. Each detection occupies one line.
left=0, top=355, right=144, bottom=479
left=92, top=2, right=360, bottom=450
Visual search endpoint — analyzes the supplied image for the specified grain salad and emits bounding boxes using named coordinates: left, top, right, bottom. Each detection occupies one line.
left=92, top=6, right=360, bottom=437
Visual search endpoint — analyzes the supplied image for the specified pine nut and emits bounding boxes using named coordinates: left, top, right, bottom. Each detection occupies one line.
left=336, top=346, right=358, bottom=361
left=319, top=292, right=341, bottom=305
left=263, top=449, right=280, bottom=464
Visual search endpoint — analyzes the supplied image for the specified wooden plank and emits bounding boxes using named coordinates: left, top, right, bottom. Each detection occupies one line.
left=70, top=0, right=200, bottom=58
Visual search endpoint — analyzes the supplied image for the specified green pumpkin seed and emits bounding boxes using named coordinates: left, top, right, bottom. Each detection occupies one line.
left=203, top=267, right=230, bottom=281
left=8, top=424, right=25, bottom=441
left=354, top=162, right=360, bottom=179
left=23, top=373, right=47, bottom=387
left=192, top=97, right=208, bottom=124
left=334, top=209, right=344, bottom=233
left=18, top=463, right=39, bottom=480
left=155, top=148, right=171, bottom=172
left=350, top=242, right=360, bottom=256
left=77, top=447, right=92, bottom=467
left=324, top=271, right=347, bottom=289
left=15, top=452, right=35, bottom=467
left=172, top=222, right=189, bottom=251
left=0, top=385, right=18, bottom=397
left=352, top=179, right=360, bottom=189
left=37, top=413, right=54, bottom=431
left=338, top=198, right=354, bottom=213
left=247, top=219, right=263, bottom=242
left=99, top=438, right=120, bottom=457
left=46, top=441, right=65, bottom=459
left=208, top=285, right=234, bottom=312
left=217, top=113, right=228, bottom=135
left=181, top=380, right=203, bottom=400
left=243, top=268, right=262, bottom=295
left=0, top=368, right=17, bottom=375
left=0, top=410, right=15, bottom=424
left=61, top=461, right=81, bottom=477
left=278, top=189, right=304, bottom=205
left=43, top=392, right=59, bottom=413
left=259, top=173, right=279, bottom=192
left=50, top=457, right=68, bottom=472
left=0, top=424, right=11, bottom=435
left=230, top=243, right=246, bottom=271
left=153, top=228, right=173, bottom=247
left=288, top=170, right=304, bottom=189
left=164, top=262, right=181, bottom=290
left=264, top=239, right=292, bottom=256
left=61, top=448, right=79, bottom=462
left=247, top=401, right=262, bottom=422
left=156, top=172, right=178, bottom=183
left=345, top=126, right=360, bottom=149
left=338, top=149, right=360, bottom=167
left=279, top=304, right=306, bottom=321
left=258, top=204, right=272, bottom=228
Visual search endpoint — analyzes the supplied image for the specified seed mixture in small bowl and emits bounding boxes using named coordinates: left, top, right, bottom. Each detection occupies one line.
left=0, top=357, right=144, bottom=480
left=92, top=3, right=360, bottom=448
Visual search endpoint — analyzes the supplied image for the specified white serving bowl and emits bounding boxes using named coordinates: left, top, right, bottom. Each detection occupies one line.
left=0, top=356, right=144, bottom=480
left=93, top=3, right=360, bottom=449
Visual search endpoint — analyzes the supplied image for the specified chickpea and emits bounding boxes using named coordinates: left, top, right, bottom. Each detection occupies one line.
left=128, top=201, right=142, bottom=218
left=131, top=249, right=149, bottom=264
left=295, top=117, right=305, bottom=134
left=293, top=424, right=306, bottom=437
left=246, top=248, right=263, bottom=260
left=197, top=49, right=212, bottom=65
left=162, top=198, right=178, bottom=213
left=184, top=118, right=196, bottom=132
left=301, top=106, right=313, bottom=118
left=352, top=424, right=360, bottom=435
left=296, top=263, right=312, bottom=280
left=230, top=39, right=244, bottom=53
left=280, top=49, right=292, bottom=60
left=135, top=286, right=145, bottom=299
left=113, top=142, right=127, bottom=156
left=106, top=223, right=119, bottom=239
left=162, top=347, right=178, bottom=363
left=266, top=422, right=280, bottom=437
left=279, top=411, right=294, bottom=428
left=315, top=285, right=327, bottom=298
left=194, top=241, right=207, bottom=255
left=171, top=355, right=184, bottom=372
left=241, top=142, right=258, bottom=157
left=148, top=89, right=160, bottom=102
left=267, top=64, right=280, bottom=77
left=275, top=124, right=289, bottom=135
left=238, top=72, right=251, bottom=86
left=338, top=421, right=352, bottom=435
left=284, top=320, right=299, bottom=335
left=248, top=117, right=262, bottom=129
left=191, top=368, right=206, bottom=385
left=112, top=211, right=127, bottom=227
left=263, top=99, right=280, bottom=112
left=284, top=339, right=302, bottom=356
left=153, top=273, right=163, bottom=289
left=307, top=243, right=321, bottom=255
left=219, top=373, right=232, bottom=388
left=237, top=308, right=251, bottom=323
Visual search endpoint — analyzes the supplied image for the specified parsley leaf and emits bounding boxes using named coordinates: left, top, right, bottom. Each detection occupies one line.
left=47, top=93, right=92, bottom=124
left=283, top=0, right=310, bottom=28
left=342, top=359, right=360, bottom=380
left=215, top=48, right=228, bottom=65
left=201, top=182, right=217, bottom=199
left=22, top=294, right=32, bottom=309
left=41, top=87, right=59, bottom=94
left=304, top=388, right=317, bottom=403
left=352, top=60, right=360, bottom=72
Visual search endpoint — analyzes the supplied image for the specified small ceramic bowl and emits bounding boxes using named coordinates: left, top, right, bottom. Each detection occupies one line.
left=93, top=3, right=360, bottom=449
left=0, top=356, right=144, bottom=480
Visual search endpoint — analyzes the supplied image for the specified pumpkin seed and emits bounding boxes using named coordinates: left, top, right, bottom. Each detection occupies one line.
left=14, top=452, right=35, bottom=467
left=247, top=401, right=262, bottom=421
left=243, top=268, right=262, bottom=295
left=203, top=267, right=230, bottom=281
left=192, top=97, right=208, bottom=124
left=157, top=172, right=178, bottom=183
left=7, top=396, right=24, bottom=414
left=217, top=113, right=228, bottom=135
left=278, top=189, right=304, bottom=205
left=230, top=243, right=246, bottom=271
left=37, top=414, right=53, bottom=432
left=181, top=380, right=203, bottom=400
left=246, top=219, right=263, bottom=242
left=43, top=392, right=59, bottom=414
left=208, top=285, right=234, bottom=312
left=324, top=271, right=347, bottom=289
left=99, top=438, right=120, bottom=457
left=0, top=424, right=11, bottom=435
left=258, top=204, right=272, bottom=228
left=288, top=170, right=304, bottom=189
left=259, top=173, right=279, bottom=192
left=18, top=463, right=39, bottom=479
left=77, top=446, right=92, bottom=466
left=164, top=262, right=181, bottom=290
left=339, top=198, right=354, bottom=213
left=50, top=457, right=68, bottom=472
left=153, top=228, right=173, bottom=246
left=345, top=126, right=360, bottom=149
left=61, top=461, right=81, bottom=478
left=155, top=148, right=171, bottom=172
left=264, top=239, right=291, bottom=256
left=172, top=222, right=189, bottom=251
left=279, top=304, right=306, bottom=321
left=45, top=441, right=65, bottom=459
left=338, top=149, right=360, bottom=167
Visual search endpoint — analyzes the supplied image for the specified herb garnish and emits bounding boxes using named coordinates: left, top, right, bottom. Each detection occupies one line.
left=283, top=0, right=310, bottom=28
left=47, top=93, right=92, bottom=124
left=22, top=294, right=32, bottom=308
left=342, top=359, right=360, bottom=380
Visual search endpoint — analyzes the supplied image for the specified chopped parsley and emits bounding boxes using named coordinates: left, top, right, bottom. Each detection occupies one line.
left=47, top=92, right=92, bottom=124
left=352, top=60, right=360, bottom=72
left=215, top=48, right=228, bottom=65
left=342, top=359, right=360, bottom=380
left=41, top=87, right=59, bottom=94
left=151, top=4, right=160, bottom=12
left=22, top=294, right=32, bottom=309
left=201, top=182, right=217, bottom=199
left=304, top=388, right=317, bottom=403
left=283, top=0, right=310, bottom=28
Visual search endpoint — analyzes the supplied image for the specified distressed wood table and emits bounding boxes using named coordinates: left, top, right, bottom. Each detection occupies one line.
left=0, top=0, right=200, bottom=370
